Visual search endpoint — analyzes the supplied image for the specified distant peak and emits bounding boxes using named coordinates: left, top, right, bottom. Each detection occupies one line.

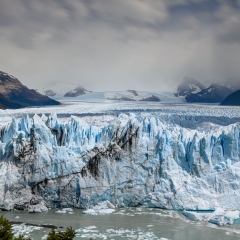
left=64, top=85, right=89, bottom=97
left=175, top=76, right=205, bottom=98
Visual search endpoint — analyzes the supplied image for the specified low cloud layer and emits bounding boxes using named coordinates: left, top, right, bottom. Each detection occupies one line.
left=0, top=0, right=240, bottom=91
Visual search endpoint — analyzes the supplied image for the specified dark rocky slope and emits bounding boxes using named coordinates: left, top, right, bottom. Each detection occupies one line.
left=0, top=71, right=60, bottom=109
left=221, top=89, right=240, bottom=106
left=0, top=93, right=22, bottom=109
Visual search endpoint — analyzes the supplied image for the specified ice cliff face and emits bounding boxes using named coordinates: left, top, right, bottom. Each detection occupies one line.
left=1, top=113, right=240, bottom=211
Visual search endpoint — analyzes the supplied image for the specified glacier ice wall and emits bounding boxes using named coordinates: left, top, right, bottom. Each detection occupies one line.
left=1, top=113, right=240, bottom=211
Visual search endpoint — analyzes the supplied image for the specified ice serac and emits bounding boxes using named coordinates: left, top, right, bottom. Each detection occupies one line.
left=1, top=113, right=240, bottom=212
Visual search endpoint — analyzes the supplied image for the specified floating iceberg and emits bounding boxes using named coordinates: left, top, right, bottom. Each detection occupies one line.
left=56, top=210, right=67, bottom=213
left=82, top=209, right=97, bottom=215
left=62, top=208, right=73, bottom=212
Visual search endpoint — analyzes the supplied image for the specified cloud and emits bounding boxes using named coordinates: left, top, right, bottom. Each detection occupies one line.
left=215, top=1, right=240, bottom=44
left=217, top=28, right=240, bottom=44
left=87, top=0, right=168, bottom=27
left=0, top=0, right=240, bottom=91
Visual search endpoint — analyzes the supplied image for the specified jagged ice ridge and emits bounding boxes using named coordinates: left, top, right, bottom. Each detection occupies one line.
left=0, top=112, right=240, bottom=214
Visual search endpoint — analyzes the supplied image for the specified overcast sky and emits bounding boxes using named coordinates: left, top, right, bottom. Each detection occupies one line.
left=0, top=0, right=240, bottom=91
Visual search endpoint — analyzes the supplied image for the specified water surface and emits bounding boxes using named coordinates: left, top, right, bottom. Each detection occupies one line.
left=1, top=208, right=240, bottom=239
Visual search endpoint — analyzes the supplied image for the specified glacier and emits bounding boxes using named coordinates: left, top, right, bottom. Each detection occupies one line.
left=1, top=110, right=240, bottom=217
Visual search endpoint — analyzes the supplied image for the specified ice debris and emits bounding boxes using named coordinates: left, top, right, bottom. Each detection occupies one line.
left=83, top=201, right=115, bottom=215
left=28, top=201, right=48, bottom=213
left=56, top=210, right=67, bottom=213
left=75, top=226, right=163, bottom=239
left=183, top=208, right=240, bottom=226
left=62, top=208, right=73, bottom=212
left=12, top=224, right=42, bottom=238
left=56, top=208, right=73, bottom=213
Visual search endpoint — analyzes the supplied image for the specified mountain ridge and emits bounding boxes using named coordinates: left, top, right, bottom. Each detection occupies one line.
left=175, top=77, right=240, bottom=103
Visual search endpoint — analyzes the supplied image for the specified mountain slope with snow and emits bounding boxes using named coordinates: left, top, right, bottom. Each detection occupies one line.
left=39, top=82, right=90, bottom=97
left=64, top=86, right=90, bottom=97
left=174, top=77, right=240, bottom=103
left=186, top=83, right=234, bottom=103
left=59, top=90, right=183, bottom=103
left=175, top=76, right=205, bottom=99
left=182, top=78, right=240, bottom=103
left=39, top=81, right=182, bottom=103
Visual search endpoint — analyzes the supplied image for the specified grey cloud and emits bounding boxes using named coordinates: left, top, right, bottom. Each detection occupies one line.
left=86, top=0, right=168, bottom=28
left=214, top=2, right=240, bottom=44
left=0, top=0, right=219, bottom=47
left=217, top=29, right=240, bottom=44
left=0, top=0, right=240, bottom=91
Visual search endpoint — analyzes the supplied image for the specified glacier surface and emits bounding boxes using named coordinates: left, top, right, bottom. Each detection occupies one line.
left=1, top=108, right=240, bottom=216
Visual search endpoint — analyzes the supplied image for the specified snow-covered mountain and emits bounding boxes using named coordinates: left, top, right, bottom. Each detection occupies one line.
left=61, top=90, right=183, bottom=103
left=175, top=77, right=240, bottom=103
left=185, top=83, right=233, bottom=103
left=186, top=82, right=240, bottom=103
left=39, top=81, right=183, bottom=103
left=1, top=110, right=240, bottom=214
left=64, top=86, right=90, bottom=97
left=175, top=76, right=206, bottom=98
left=39, top=82, right=90, bottom=97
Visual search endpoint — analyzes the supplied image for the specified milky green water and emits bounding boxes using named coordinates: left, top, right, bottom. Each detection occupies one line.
left=1, top=208, right=240, bottom=240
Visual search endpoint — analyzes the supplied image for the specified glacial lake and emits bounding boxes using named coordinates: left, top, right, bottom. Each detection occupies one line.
left=1, top=208, right=240, bottom=239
